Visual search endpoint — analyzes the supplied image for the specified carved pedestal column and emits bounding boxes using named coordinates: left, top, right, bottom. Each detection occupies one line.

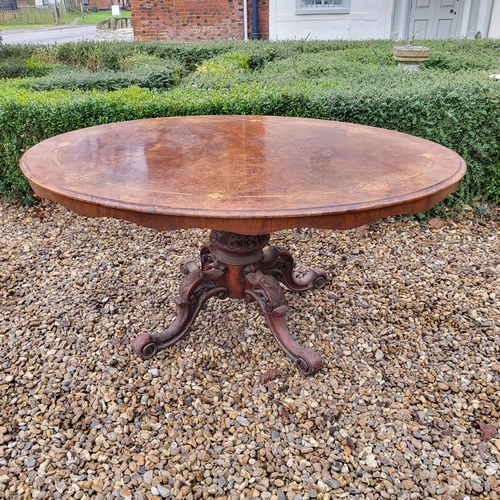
left=132, top=230, right=327, bottom=376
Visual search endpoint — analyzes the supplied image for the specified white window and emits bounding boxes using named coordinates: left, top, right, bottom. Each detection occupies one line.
left=296, top=0, right=350, bottom=14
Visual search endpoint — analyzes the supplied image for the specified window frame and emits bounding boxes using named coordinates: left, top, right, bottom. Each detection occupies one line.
left=295, top=0, right=350, bottom=15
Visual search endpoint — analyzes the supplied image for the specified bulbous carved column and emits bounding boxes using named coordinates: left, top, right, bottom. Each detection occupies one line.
left=209, top=231, right=270, bottom=264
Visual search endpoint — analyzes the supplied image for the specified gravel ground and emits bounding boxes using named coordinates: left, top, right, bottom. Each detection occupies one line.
left=1, top=197, right=499, bottom=500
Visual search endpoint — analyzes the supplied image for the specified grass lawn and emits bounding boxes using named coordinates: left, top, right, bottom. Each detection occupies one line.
left=0, top=13, right=76, bottom=30
left=77, top=9, right=131, bottom=25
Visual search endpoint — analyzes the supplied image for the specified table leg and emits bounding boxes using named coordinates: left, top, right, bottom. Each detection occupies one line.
left=132, top=231, right=327, bottom=376
left=259, top=246, right=327, bottom=291
left=132, top=259, right=229, bottom=360
left=244, top=271, right=323, bottom=376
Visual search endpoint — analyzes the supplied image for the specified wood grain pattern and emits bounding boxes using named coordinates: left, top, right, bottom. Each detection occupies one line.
left=20, top=115, right=467, bottom=235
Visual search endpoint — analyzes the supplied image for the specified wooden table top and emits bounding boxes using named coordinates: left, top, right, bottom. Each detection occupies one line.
left=20, top=115, right=466, bottom=235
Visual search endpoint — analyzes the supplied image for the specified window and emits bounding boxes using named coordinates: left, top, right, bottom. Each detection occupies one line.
left=296, top=0, right=350, bottom=14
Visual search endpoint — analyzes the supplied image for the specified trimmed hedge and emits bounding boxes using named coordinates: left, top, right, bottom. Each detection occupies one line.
left=1, top=39, right=499, bottom=205
left=23, top=66, right=180, bottom=92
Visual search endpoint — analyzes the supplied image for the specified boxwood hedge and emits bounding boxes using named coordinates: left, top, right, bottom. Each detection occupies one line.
left=0, top=39, right=499, bottom=205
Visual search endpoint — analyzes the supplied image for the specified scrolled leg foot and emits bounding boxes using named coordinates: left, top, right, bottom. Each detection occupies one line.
left=245, top=271, right=323, bottom=377
left=294, top=348, right=323, bottom=376
left=132, top=333, right=158, bottom=360
left=308, top=270, right=327, bottom=289
left=260, top=246, right=327, bottom=292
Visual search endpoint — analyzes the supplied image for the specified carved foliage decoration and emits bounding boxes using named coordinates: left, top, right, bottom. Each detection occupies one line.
left=179, top=268, right=205, bottom=303
left=246, top=273, right=285, bottom=313
left=210, top=231, right=270, bottom=253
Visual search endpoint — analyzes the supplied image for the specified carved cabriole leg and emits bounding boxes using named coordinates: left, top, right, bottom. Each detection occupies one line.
left=132, top=259, right=228, bottom=360
left=244, top=271, right=323, bottom=376
left=259, top=246, right=327, bottom=292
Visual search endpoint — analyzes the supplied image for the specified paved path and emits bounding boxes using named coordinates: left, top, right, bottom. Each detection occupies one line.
left=1, top=24, right=96, bottom=44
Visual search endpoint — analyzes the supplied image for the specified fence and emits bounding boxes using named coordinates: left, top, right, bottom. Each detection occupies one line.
left=0, top=6, right=61, bottom=25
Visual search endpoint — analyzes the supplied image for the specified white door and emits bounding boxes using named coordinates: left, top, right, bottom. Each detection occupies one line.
left=408, top=0, right=461, bottom=39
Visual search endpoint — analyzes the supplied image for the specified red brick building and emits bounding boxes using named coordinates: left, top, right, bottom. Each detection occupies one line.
left=129, top=0, right=269, bottom=41
left=84, top=0, right=130, bottom=12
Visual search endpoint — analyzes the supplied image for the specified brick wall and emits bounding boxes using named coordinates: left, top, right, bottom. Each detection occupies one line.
left=86, top=0, right=112, bottom=10
left=129, top=0, right=268, bottom=41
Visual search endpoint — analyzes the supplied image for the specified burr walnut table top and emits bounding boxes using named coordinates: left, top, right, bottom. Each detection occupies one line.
left=20, top=115, right=466, bottom=235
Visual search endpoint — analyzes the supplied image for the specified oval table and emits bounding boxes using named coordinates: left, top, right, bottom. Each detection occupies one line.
left=20, top=115, right=466, bottom=376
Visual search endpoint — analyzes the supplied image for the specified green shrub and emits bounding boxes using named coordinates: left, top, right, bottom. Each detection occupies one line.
left=196, top=52, right=252, bottom=74
left=24, top=64, right=179, bottom=91
left=119, top=53, right=162, bottom=71
left=118, top=53, right=185, bottom=83
left=24, top=59, right=59, bottom=77
left=1, top=39, right=499, bottom=205
left=0, top=43, right=38, bottom=63
left=422, top=38, right=500, bottom=71
left=55, top=42, right=105, bottom=71
left=49, top=40, right=241, bottom=72
left=0, top=59, right=27, bottom=79
left=486, top=162, right=500, bottom=203
left=0, top=58, right=57, bottom=79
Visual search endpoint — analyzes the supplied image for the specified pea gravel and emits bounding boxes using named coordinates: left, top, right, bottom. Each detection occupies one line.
left=0, top=198, right=499, bottom=500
